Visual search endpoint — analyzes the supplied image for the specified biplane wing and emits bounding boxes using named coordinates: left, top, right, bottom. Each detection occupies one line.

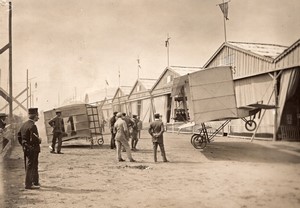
left=172, top=66, right=238, bottom=124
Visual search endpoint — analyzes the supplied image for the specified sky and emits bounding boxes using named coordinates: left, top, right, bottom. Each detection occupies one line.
left=0, top=0, right=300, bottom=113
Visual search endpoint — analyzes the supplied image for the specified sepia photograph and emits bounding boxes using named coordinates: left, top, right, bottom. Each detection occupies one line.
left=1, top=0, right=300, bottom=207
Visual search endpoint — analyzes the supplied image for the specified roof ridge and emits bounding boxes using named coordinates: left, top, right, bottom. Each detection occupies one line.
left=139, top=78, right=157, bottom=80
left=228, top=41, right=288, bottom=48
left=170, top=65, right=202, bottom=69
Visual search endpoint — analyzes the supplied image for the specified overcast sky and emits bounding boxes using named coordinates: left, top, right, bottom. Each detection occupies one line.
left=0, top=0, right=300, bottom=112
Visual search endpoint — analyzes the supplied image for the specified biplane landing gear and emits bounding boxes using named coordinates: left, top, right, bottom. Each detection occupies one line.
left=244, top=120, right=257, bottom=131
left=97, top=136, right=104, bottom=145
left=191, top=134, right=207, bottom=149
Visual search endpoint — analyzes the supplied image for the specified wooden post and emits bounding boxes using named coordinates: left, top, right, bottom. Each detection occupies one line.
left=273, top=72, right=278, bottom=141
left=8, top=2, right=13, bottom=119
left=26, top=69, right=29, bottom=109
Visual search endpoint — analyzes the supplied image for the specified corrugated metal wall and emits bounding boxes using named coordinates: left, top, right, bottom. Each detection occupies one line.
left=206, top=46, right=277, bottom=137
left=206, top=46, right=274, bottom=78
left=276, top=45, right=300, bottom=68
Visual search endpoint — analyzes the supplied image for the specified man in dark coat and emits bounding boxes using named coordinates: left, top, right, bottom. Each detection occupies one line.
left=17, top=108, right=41, bottom=189
left=0, top=113, right=8, bottom=149
left=148, top=113, right=169, bottom=163
left=48, top=110, right=65, bottom=154
left=131, top=115, right=139, bottom=151
left=109, top=112, right=118, bottom=149
left=0, top=113, right=8, bottom=130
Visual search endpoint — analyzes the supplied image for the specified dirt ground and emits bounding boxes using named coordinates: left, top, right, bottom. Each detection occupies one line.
left=1, top=130, right=300, bottom=208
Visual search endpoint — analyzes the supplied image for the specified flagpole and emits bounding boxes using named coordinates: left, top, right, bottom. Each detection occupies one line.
left=223, top=0, right=227, bottom=42
left=137, top=56, right=140, bottom=80
left=167, top=35, right=169, bottom=67
left=218, top=0, right=229, bottom=43
left=118, top=67, right=120, bottom=87
left=105, top=80, right=107, bottom=97
left=165, top=34, right=171, bottom=67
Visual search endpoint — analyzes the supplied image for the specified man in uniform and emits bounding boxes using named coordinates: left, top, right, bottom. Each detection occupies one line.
left=0, top=113, right=8, bottom=130
left=131, top=115, right=139, bottom=151
left=121, top=113, right=134, bottom=152
left=109, top=112, right=118, bottom=149
left=137, top=116, right=142, bottom=140
left=48, top=110, right=65, bottom=154
left=18, top=108, right=41, bottom=189
left=148, top=113, right=169, bottom=163
left=114, top=112, right=136, bottom=162
left=0, top=113, right=8, bottom=149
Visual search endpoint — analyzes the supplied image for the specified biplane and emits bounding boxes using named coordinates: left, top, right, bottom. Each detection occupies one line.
left=171, top=66, right=276, bottom=149
left=44, top=103, right=104, bottom=147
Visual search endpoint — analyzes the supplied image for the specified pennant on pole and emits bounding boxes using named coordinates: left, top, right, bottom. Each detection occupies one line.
left=165, top=39, right=170, bottom=47
left=165, top=36, right=170, bottom=47
left=219, top=2, right=229, bottom=20
left=137, top=58, right=141, bottom=69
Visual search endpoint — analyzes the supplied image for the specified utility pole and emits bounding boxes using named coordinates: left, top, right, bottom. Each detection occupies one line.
left=8, top=1, right=13, bottom=119
left=26, top=69, right=28, bottom=109
left=29, top=82, right=32, bottom=107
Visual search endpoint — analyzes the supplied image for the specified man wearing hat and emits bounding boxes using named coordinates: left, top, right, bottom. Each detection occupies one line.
left=48, top=110, right=65, bottom=154
left=114, top=112, right=136, bottom=162
left=148, top=113, right=169, bottom=163
left=17, top=108, right=42, bottom=189
left=109, top=111, right=118, bottom=149
left=131, top=115, right=139, bottom=151
left=0, top=113, right=8, bottom=150
left=0, top=113, right=8, bottom=130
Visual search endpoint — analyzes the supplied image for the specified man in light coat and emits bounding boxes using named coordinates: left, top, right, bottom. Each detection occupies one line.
left=114, top=112, right=136, bottom=162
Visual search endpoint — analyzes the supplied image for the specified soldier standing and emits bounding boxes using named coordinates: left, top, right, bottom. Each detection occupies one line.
left=148, top=113, right=169, bottom=163
left=137, top=115, right=142, bottom=140
left=131, top=115, right=139, bottom=151
left=0, top=113, right=8, bottom=149
left=109, top=112, right=118, bottom=149
left=48, top=110, right=65, bottom=154
left=0, top=113, right=8, bottom=130
left=17, top=108, right=41, bottom=189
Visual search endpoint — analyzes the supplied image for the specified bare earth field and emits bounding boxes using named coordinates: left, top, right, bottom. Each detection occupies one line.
left=1, top=130, right=300, bottom=208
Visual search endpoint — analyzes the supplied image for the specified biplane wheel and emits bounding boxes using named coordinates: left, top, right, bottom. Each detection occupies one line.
left=191, top=135, right=207, bottom=149
left=245, top=120, right=257, bottom=131
left=190, top=134, right=199, bottom=145
left=97, top=137, right=104, bottom=145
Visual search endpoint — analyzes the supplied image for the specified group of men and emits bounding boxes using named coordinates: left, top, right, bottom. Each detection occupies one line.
left=109, top=112, right=168, bottom=163
left=109, top=112, right=141, bottom=151
left=16, top=107, right=169, bottom=190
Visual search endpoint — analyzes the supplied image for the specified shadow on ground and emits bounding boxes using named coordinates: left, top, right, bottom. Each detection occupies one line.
left=201, top=141, right=300, bottom=163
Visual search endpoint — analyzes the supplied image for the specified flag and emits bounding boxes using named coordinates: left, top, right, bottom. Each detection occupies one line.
left=105, top=80, right=109, bottom=86
left=137, top=58, right=141, bottom=69
left=219, top=1, right=229, bottom=20
left=165, top=38, right=170, bottom=47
